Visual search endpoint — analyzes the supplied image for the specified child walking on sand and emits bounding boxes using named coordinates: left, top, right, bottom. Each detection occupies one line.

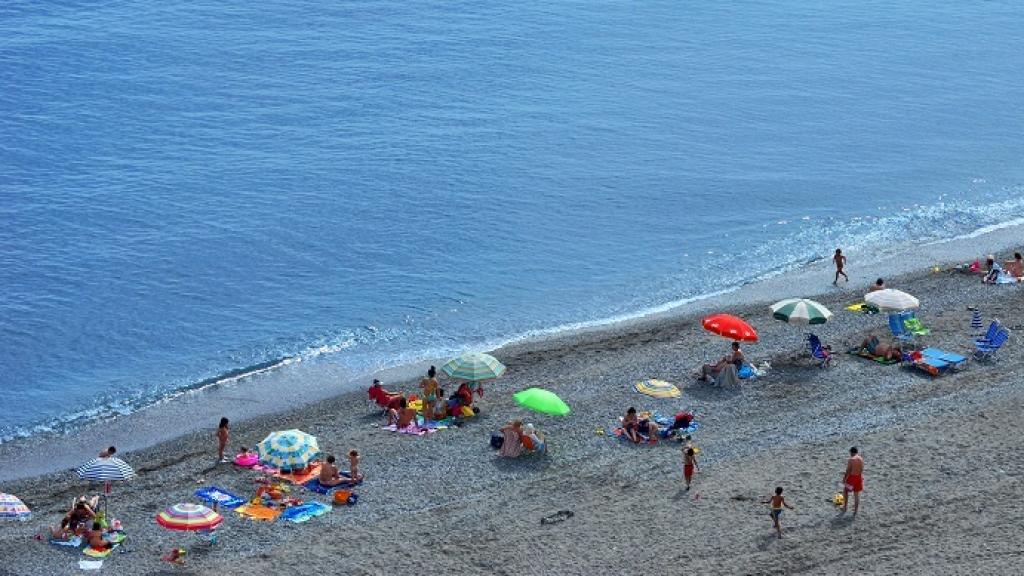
left=833, top=248, right=848, bottom=285
left=682, top=447, right=698, bottom=490
left=217, top=417, right=229, bottom=463
left=763, top=486, right=795, bottom=539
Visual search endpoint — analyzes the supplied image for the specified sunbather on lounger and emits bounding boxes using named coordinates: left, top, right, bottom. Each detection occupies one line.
left=858, top=336, right=903, bottom=361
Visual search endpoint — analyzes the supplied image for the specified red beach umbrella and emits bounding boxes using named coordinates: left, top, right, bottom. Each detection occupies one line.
left=701, top=314, right=758, bottom=342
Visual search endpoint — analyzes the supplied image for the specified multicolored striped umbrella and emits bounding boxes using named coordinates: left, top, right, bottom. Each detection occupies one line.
left=76, top=457, right=136, bottom=482
left=257, top=429, right=320, bottom=472
left=769, top=298, right=833, bottom=325
left=633, top=379, right=681, bottom=398
left=441, top=352, right=507, bottom=382
left=156, top=503, right=223, bottom=532
left=0, top=493, right=31, bottom=521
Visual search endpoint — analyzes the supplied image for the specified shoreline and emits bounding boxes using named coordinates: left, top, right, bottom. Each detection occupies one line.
left=3, top=220, right=1022, bottom=482
left=3, top=238, right=1024, bottom=574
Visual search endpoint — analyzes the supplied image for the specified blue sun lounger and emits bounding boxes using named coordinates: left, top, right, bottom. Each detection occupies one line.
left=910, top=348, right=967, bottom=376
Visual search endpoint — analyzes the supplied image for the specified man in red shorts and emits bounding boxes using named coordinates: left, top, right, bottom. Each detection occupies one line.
left=842, top=446, right=864, bottom=516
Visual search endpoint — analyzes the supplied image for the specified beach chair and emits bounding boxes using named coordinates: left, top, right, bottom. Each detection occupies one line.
left=806, top=333, right=833, bottom=368
left=902, top=313, right=930, bottom=337
left=908, top=348, right=968, bottom=376
left=974, top=329, right=1009, bottom=361
left=974, top=320, right=1001, bottom=347
left=888, top=313, right=914, bottom=344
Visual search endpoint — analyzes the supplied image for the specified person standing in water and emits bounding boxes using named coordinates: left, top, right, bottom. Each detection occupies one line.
left=419, top=366, right=439, bottom=424
left=833, top=248, right=849, bottom=285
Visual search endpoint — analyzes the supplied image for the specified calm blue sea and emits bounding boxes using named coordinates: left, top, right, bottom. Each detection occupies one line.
left=3, top=1, right=1024, bottom=441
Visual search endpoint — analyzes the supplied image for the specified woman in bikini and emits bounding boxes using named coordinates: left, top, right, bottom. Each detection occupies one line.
left=419, top=366, right=439, bottom=424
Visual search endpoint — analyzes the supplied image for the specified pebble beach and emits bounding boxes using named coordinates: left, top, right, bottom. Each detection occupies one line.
left=3, top=241, right=1024, bottom=575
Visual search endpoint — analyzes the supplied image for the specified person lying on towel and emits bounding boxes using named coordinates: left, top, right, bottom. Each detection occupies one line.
left=857, top=336, right=903, bottom=361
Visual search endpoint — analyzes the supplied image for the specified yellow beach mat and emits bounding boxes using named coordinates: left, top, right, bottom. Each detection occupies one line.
left=845, top=302, right=880, bottom=314
left=235, top=503, right=282, bottom=522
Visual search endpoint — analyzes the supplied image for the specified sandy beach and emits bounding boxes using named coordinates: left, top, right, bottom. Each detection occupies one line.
left=3, top=250, right=1024, bottom=575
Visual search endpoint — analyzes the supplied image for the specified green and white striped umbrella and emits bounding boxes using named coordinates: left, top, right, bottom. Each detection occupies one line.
left=441, top=352, right=506, bottom=382
left=769, top=298, right=833, bottom=325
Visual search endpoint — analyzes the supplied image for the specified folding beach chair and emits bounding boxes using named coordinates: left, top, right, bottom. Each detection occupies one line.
left=974, top=329, right=1010, bottom=361
left=975, top=320, right=1001, bottom=347
left=902, top=312, right=930, bottom=337
left=806, top=333, right=833, bottom=368
left=888, top=313, right=914, bottom=345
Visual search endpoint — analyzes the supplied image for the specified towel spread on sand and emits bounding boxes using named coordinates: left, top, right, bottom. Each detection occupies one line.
left=272, top=463, right=322, bottom=485
left=78, top=559, right=104, bottom=570
left=195, top=486, right=245, bottom=509
left=846, top=349, right=900, bottom=365
left=83, top=546, right=114, bottom=558
left=50, top=535, right=83, bottom=547
left=382, top=424, right=434, bottom=436
left=235, top=503, right=282, bottom=522
left=304, top=473, right=361, bottom=494
left=280, top=501, right=332, bottom=523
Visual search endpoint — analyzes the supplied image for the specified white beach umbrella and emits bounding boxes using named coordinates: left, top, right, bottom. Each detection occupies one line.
left=864, top=289, right=919, bottom=311
left=769, top=298, right=833, bottom=325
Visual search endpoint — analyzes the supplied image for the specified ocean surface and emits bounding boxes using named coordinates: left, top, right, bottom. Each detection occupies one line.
left=2, top=1, right=1024, bottom=442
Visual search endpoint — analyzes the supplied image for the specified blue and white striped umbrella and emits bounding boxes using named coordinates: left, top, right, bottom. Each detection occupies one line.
left=76, top=457, right=136, bottom=482
left=257, top=429, right=321, bottom=472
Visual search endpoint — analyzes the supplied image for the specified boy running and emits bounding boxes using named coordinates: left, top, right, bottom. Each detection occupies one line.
left=763, top=486, right=795, bottom=539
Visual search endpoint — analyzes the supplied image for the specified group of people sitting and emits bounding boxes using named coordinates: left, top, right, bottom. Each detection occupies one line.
left=695, top=341, right=746, bottom=384
left=49, top=496, right=117, bottom=550
left=622, top=408, right=694, bottom=443
left=369, top=367, right=481, bottom=429
left=981, top=253, right=1023, bottom=284
left=497, top=419, right=547, bottom=457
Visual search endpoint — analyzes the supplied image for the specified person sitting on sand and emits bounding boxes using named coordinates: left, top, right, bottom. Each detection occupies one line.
left=869, top=278, right=885, bottom=292
left=983, top=256, right=1003, bottom=284
left=319, top=455, right=346, bottom=487
left=396, top=398, right=418, bottom=429
left=98, top=446, right=116, bottom=458
left=1010, top=252, right=1024, bottom=278
left=622, top=407, right=641, bottom=443
left=697, top=341, right=745, bottom=382
left=433, top=388, right=449, bottom=420
left=499, top=420, right=524, bottom=458
left=50, top=500, right=95, bottom=540
left=86, top=522, right=114, bottom=550
left=637, top=416, right=659, bottom=443
left=449, top=382, right=474, bottom=412
left=670, top=411, right=694, bottom=433
left=858, top=335, right=904, bottom=361
left=521, top=423, right=547, bottom=453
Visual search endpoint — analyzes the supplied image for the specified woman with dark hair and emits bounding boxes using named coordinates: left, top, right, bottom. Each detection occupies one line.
left=419, top=366, right=439, bottom=423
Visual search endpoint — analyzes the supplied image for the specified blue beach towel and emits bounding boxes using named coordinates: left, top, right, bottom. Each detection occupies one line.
left=280, top=501, right=332, bottom=523
left=194, top=486, right=245, bottom=509
left=304, top=472, right=362, bottom=494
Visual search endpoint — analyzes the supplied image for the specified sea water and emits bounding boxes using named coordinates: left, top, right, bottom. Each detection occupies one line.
left=3, top=1, right=1024, bottom=441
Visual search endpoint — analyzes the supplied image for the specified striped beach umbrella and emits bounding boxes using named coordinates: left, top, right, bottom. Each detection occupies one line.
left=0, top=493, right=31, bottom=521
left=441, top=352, right=507, bottom=382
left=633, top=379, right=681, bottom=398
left=769, top=298, right=833, bottom=325
left=77, top=457, right=136, bottom=483
left=257, top=429, right=320, bottom=472
left=156, top=503, right=223, bottom=532
left=865, top=289, right=919, bottom=311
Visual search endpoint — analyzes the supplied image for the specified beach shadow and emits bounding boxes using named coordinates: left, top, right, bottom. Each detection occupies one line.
left=491, top=455, right=553, bottom=473
left=755, top=531, right=780, bottom=550
left=682, top=383, right=742, bottom=402
left=830, top=512, right=855, bottom=529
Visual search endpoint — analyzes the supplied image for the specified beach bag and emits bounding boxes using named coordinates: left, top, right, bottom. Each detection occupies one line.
left=332, top=490, right=357, bottom=505
left=490, top=432, right=504, bottom=450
